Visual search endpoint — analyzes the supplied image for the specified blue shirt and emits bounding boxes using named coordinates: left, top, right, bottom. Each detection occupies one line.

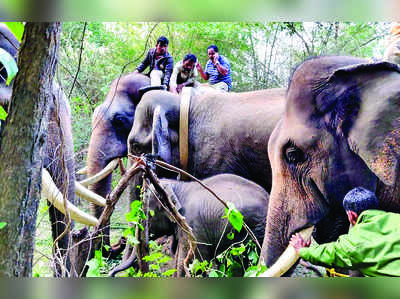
left=205, top=55, right=232, bottom=91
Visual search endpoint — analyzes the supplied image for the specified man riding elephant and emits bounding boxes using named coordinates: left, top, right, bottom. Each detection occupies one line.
left=134, top=36, right=174, bottom=90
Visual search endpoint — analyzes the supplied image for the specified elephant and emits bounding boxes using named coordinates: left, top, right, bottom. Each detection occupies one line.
left=128, top=87, right=286, bottom=193
left=0, top=23, right=101, bottom=276
left=86, top=72, right=150, bottom=245
left=110, top=173, right=268, bottom=277
left=261, top=56, right=400, bottom=275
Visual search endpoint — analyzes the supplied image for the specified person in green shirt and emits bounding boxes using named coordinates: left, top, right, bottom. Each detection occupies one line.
left=290, top=187, right=400, bottom=277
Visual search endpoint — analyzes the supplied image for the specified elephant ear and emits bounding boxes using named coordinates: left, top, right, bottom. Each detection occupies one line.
left=163, top=183, right=182, bottom=212
left=315, top=61, right=400, bottom=185
left=152, top=105, right=172, bottom=163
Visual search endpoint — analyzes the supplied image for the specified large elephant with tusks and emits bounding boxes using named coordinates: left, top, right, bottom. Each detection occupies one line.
left=128, top=88, right=286, bottom=193
left=261, top=56, right=400, bottom=276
left=86, top=72, right=150, bottom=245
left=0, top=23, right=102, bottom=277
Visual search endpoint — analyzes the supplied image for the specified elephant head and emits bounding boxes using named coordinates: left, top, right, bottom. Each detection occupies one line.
left=87, top=72, right=150, bottom=218
left=128, top=90, right=181, bottom=169
left=262, top=56, right=400, bottom=272
left=128, top=88, right=286, bottom=191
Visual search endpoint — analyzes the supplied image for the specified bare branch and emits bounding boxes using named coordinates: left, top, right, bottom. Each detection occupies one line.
left=69, top=22, right=87, bottom=98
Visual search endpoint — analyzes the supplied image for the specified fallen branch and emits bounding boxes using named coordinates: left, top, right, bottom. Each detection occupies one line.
left=129, top=154, right=262, bottom=251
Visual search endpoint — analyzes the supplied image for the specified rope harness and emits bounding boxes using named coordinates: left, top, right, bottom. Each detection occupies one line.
left=325, top=268, right=350, bottom=277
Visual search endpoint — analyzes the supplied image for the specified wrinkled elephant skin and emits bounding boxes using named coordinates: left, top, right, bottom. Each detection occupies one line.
left=87, top=73, right=150, bottom=218
left=128, top=88, right=286, bottom=193
left=112, top=174, right=268, bottom=277
left=261, top=56, right=400, bottom=271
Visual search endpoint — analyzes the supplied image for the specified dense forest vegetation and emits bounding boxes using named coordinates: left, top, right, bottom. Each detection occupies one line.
left=56, top=22, right=389, bottom=166
left=30, top=22, right=392, bottom=276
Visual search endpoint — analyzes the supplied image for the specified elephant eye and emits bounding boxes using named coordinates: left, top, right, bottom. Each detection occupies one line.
left=284, top=142, right=306, bottom=165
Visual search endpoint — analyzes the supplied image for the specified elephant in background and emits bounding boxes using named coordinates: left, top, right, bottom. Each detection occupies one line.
left=262, top=56, right=400, bottom=274
left=110, top=174, right=268, bottom=277
left=0, top=23, right=79, bottom=276
left=86, top=72, right=150, bottom=244
left=128, top=87, right=286, bottom=193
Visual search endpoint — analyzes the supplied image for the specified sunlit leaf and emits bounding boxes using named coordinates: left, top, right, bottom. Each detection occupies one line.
left=208, top=270, right=219, bottom=277
left=4, top=22, right=24, bottom=42
left=224, top=202, right=243, bottom=233
left=162, top=269, right=177, bottom=277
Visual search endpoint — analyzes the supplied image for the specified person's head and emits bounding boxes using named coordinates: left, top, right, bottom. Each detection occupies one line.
left=155, top=36, right=169, bottom=55
left=182, top=54, right=197, bottom=71
left=343, top=187, right=379, bottom=226
left=207, top=45, right=219, bottom=61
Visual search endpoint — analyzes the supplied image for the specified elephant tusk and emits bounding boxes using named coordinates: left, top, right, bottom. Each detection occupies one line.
left=258, top=226, right=314, bottom=277
left=75, top=181, right=106, bottom=207
left=76, top=166, right=88, bottom=175
left=78, top=158, right=119, bottom=187
left=42, top=168, right=99, bottom=226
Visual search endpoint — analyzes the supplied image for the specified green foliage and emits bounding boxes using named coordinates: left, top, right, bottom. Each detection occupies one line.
left=86, top=249, right=103, bottom=277
left=0, top=106, right=7, bottom=121
left=190, top=240, right=261, bottom=277
left=121, top=241, right=177, bottom=277
left=4, top=22, right=24, bottom=42
left=223, top=202, right=244, bottom=233
left=0, top=222, right=6, bottom=229
left=124, top=200, right=146, bottom=233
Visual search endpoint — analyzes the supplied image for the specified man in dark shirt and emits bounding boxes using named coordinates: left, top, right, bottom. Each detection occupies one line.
left=135, top=36, right=174, bottom=89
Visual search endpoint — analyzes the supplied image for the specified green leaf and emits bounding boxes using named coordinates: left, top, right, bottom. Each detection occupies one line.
left=4, top=22, right=24, bottom=42
left=143, top=252, right=163, bottom=262
left=224, top=202, right=244, bottom=233
left=0, top=106, right=7, bottom=121
left=0, top=222, right=6, bottom=229
left=219, top=264, right=226, bottom=273
left=227, top=232, right=234, bottom=240
left=244, top=266, right=259, bottom=277
left=162, top=269, right=177, bottom=277
left=0, top=48, right=18, bottom=85
left=86, top=250, right=103, bottom=277
left=230, top=244, right=246, bottom=256
left=248, top=250, right=259, bottom=264
left=208, top=270, right=219, bottom=277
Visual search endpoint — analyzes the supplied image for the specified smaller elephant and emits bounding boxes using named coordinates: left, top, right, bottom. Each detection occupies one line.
left=110, top=174, right=268, bottom=277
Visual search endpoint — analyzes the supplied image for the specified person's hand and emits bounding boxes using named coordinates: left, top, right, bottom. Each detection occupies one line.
left=176, top=84, right=184, bottom=93
left=213, top=52, right=219, bottom=65
left=196, top=62, right=202, bottom=71
left=289, top=233, right=311, bottom=254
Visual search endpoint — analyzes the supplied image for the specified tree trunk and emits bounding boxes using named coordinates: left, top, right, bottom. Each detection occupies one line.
left=0, top=22, right=61, bottom=277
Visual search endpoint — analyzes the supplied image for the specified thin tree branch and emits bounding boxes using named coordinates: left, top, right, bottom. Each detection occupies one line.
left=69, top=22, right=87, bottom=98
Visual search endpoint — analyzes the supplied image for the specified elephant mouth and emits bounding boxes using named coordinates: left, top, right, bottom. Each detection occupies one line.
left=258, top=226, right=315, bottom=277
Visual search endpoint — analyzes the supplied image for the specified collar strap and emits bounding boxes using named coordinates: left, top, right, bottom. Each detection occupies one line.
left=179, top=87, right=191, bottom=176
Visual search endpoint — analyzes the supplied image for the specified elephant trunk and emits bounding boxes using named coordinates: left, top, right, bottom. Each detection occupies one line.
left=258, top=227, right=314, bottom=277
